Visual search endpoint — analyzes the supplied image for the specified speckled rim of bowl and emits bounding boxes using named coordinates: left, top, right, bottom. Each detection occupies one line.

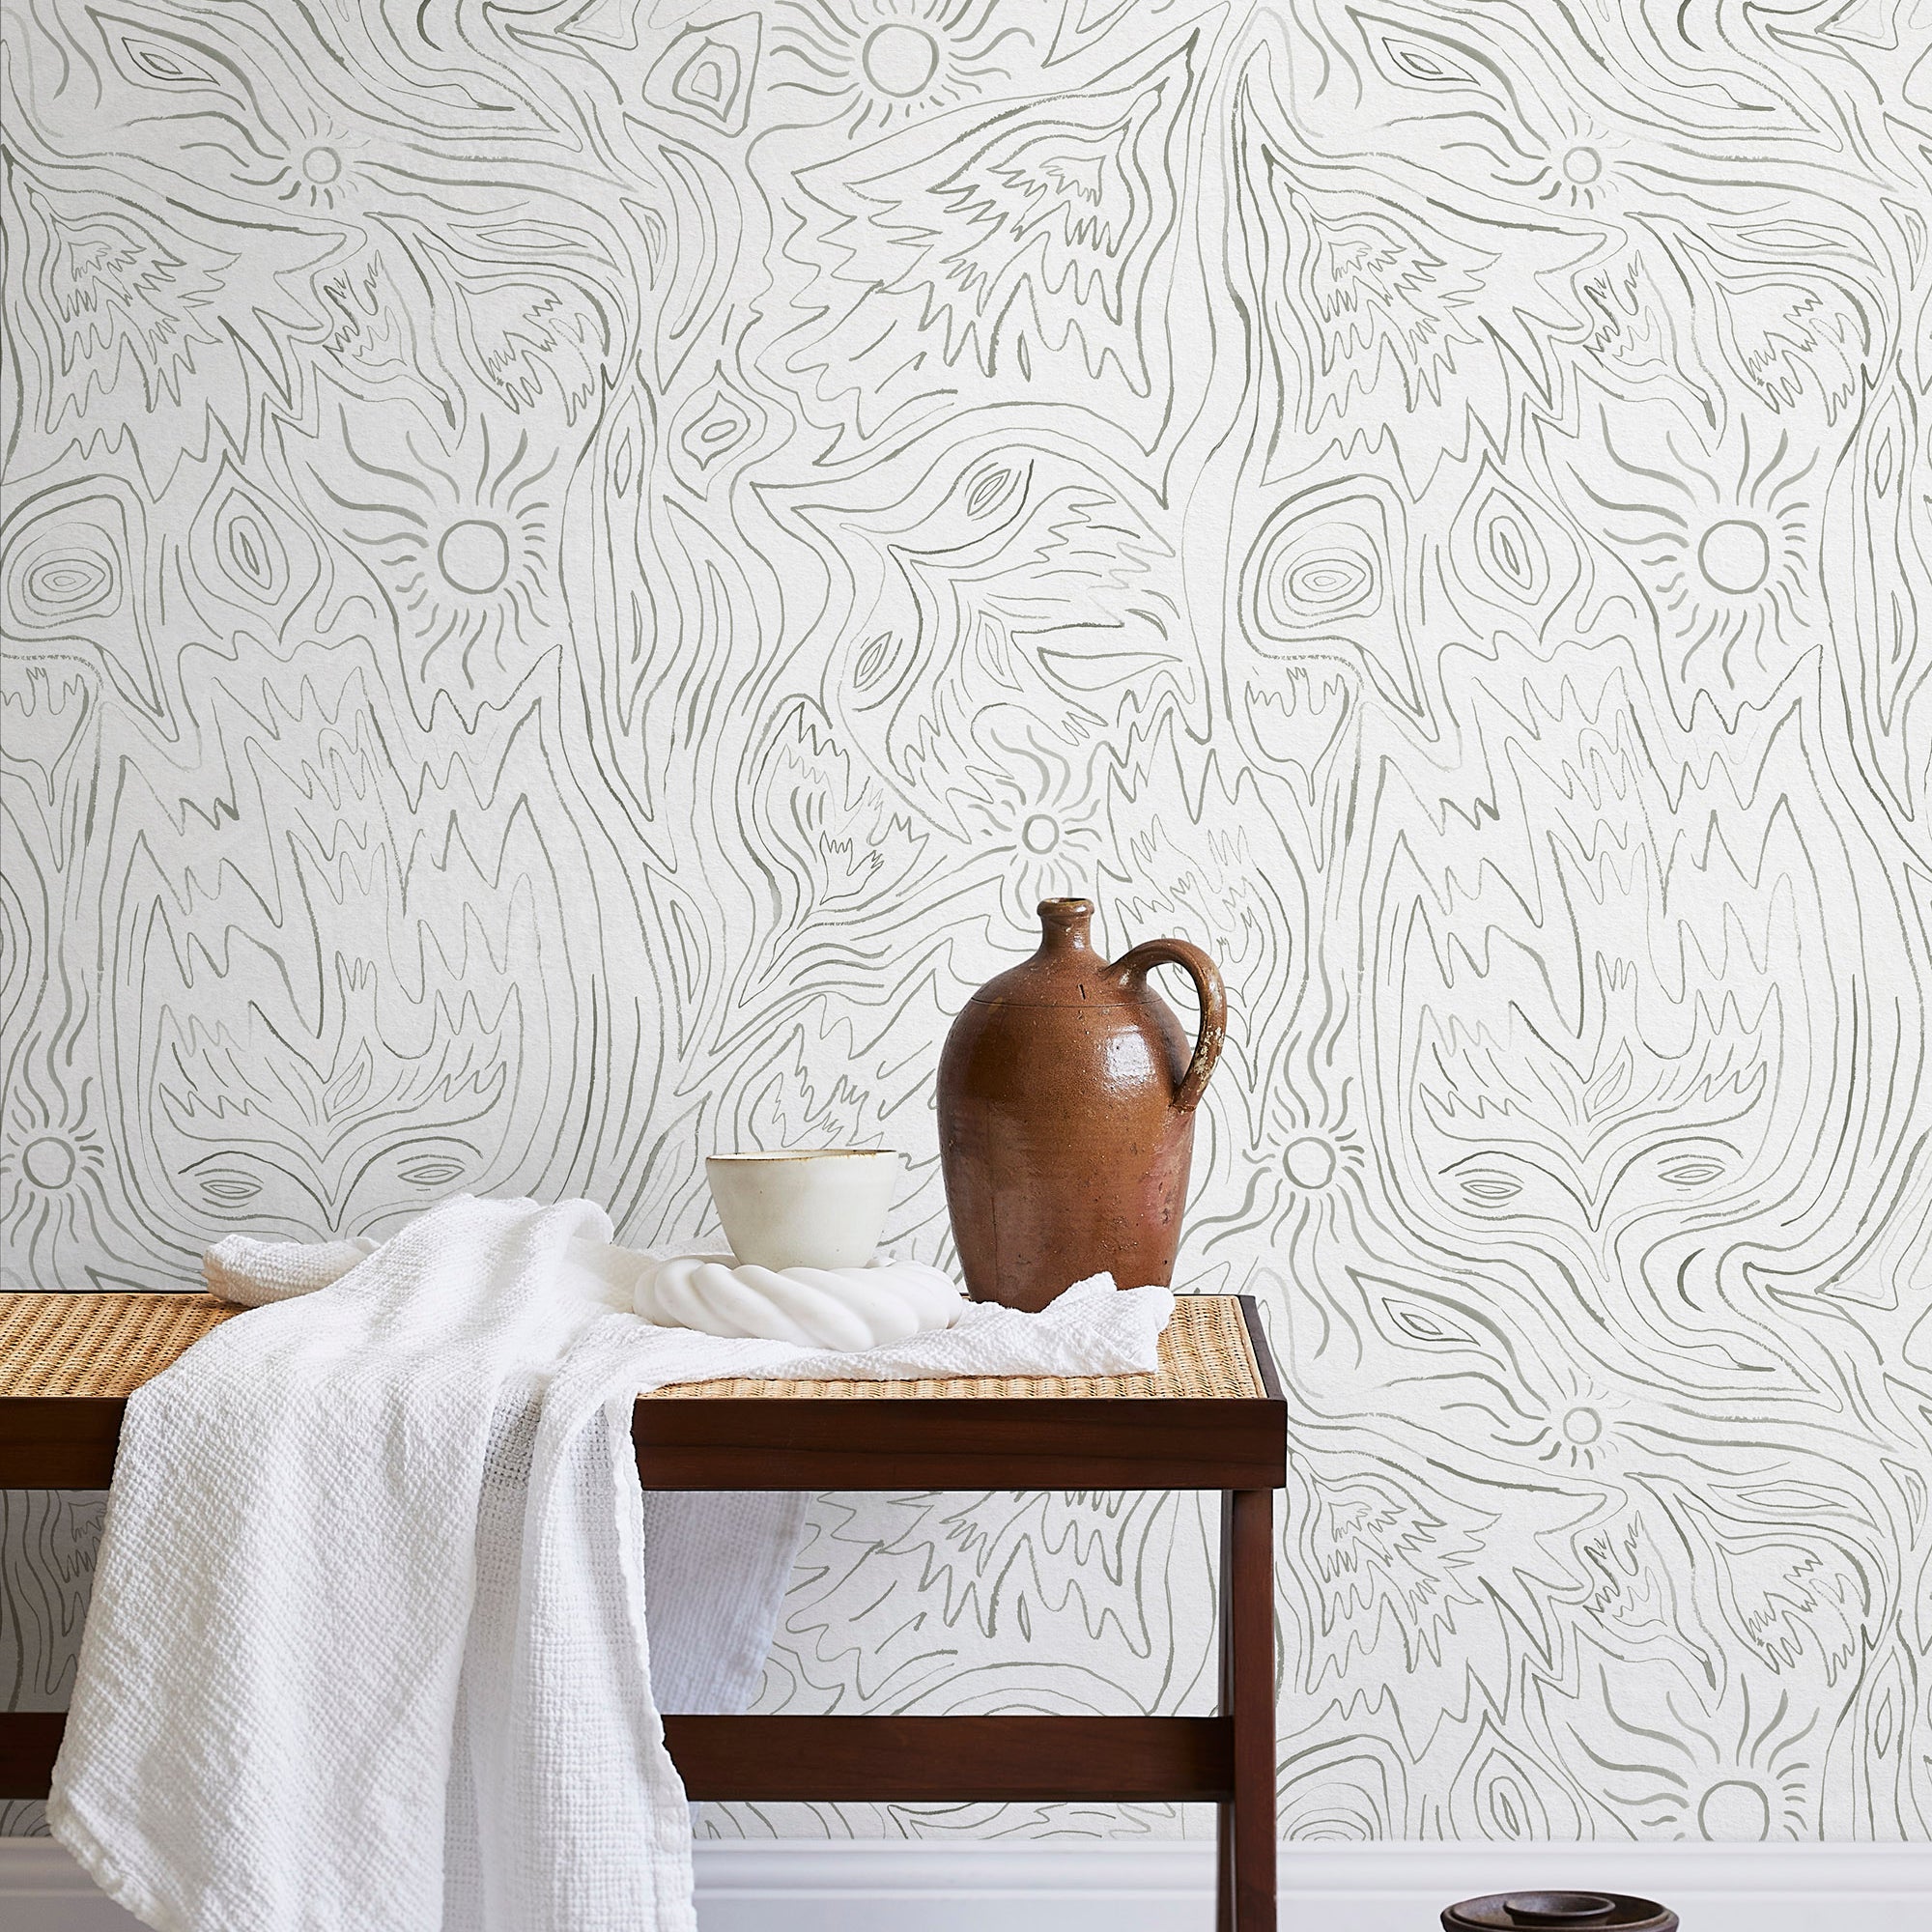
left=707, top=1150, right=895, bottom=1161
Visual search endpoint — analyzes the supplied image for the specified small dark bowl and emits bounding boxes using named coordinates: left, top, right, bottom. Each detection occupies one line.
left=1504, top=1898, right=1617, bottom=1925
left=1443, top=1891, right=1677, bottom=1932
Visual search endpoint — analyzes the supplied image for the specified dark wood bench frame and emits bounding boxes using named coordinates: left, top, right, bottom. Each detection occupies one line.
left=1, top=1295, right=1286, bottom=1929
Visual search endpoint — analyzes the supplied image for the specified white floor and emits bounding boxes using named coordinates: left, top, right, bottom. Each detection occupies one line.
left=3, top=1837, right=1928, bottom=1930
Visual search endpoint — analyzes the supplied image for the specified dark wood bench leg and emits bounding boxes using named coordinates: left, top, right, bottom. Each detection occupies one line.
left=1218, top=1486, right=1275, bottom=1931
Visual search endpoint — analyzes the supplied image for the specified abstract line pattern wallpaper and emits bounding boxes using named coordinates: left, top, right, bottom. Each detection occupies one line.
left=3, top=0, right=1929, bottom=1845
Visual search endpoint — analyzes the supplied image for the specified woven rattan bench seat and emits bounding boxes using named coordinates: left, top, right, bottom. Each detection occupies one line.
left=0, top=1290, right=1284, bottom=1492
left=0, top=1288, right=1265, bottom=1404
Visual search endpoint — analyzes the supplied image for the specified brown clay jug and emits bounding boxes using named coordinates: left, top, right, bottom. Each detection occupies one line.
left=937, top=897, right=1226, bottom=1310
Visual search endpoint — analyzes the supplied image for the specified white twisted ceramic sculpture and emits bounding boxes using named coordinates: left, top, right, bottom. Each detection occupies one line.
left=634, top=1254, right=965, bottom=1351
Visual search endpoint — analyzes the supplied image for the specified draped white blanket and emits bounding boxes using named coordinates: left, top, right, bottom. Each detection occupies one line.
left=49, top=1196, right=1173, bottom=1932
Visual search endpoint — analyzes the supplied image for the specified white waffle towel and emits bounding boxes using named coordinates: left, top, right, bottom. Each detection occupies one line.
left=50, top=1195, right=1172, bottom=1932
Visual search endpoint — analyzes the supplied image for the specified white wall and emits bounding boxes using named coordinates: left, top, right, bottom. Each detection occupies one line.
left=4, top=0, right=1929, bottom=1847
left=3, top=1840, right=1929, bottom=1932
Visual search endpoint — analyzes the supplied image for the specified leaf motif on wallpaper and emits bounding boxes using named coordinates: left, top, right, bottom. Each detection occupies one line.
left=1106, top=739, right=1318, bottom=1050
left=776, top=31, right=1196, bottom=449
left=315, top=253, right=450, bottom=412
left=1661, top=223, right=1876, bottom=426
left=1285, top=1457, right=1492, bottom=1690
left=1574, top=1514, right=1700, bottom=1663
left=0, top=639, right=96, bottom=790
left=738, top=698, right=934, bottom=972
left=1577, top=247, right=1697, bottom=399
left=1229, top=43, right=1589, bottom=485
left=1653, top=1485, right=1876, bottom=1689
left=760, top=1488, right=1217, bottom=1716
left=1, top=172, right=231, bottom=430
left=396, top=226, right=615, bottom=427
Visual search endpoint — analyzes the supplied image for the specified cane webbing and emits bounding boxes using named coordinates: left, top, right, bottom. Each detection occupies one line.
left=0, top=1290, right=1264, bottom=1404
left=0, top=1293, right=238, bottom=1399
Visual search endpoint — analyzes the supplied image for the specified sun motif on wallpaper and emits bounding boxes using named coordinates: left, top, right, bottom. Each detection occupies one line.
left=768, top=0, right=1030, bottom=134
left=0, top=1063, right=108, bottom=1283
left=1498, top=1370, right=1632, bottom=1476
left=248, top=111, right=374, bottom=218
left=308, top=410, right=556, bottom=687
left=1196, top=1071, right=1367, bottom=1255
left=1550, top=1660, right=1817, bottom=1838
left=950, top=708, right=1108, bottom=926
left=1564, top=406, right=1817, bottom=702
left=1498, top=108, right=1632, bottom=216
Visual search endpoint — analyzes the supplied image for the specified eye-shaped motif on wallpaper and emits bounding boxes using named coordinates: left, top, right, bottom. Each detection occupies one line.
left=669, top=366, right=768, bottom=496
left=1443, top=460, right=1585, bottom=639
left=184, top=460, right=324, bottom=631
left=1411, top=960, right=1776, bottom=1238
left=1438, top=1135, right=1743, bottom=1231
left=0, top=478, right=165, bottom=720
left=642, top=13, right=762, bottom=136
left=1237, top=476, right=1424, bottom=719
left=181, top=1138, right=481, bottom=1215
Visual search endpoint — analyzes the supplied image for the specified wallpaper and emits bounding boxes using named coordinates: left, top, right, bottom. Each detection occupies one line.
left=3, top=0, right=1930, bottom=1849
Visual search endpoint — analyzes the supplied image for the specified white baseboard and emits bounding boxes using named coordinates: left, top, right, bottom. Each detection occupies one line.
left=2, top=1835, right=1926, bottom=1930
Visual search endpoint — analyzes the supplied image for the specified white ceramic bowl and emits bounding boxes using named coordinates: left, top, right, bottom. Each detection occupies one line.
left=705, top=1150, right=902, bottom=1270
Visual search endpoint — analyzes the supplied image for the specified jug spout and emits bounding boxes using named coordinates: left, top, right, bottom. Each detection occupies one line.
left=1036, top=897, right=1096, bottom=953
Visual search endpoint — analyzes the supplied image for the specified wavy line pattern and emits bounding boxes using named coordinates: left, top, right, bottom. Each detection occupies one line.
left=3, top=0, right=1929, bottom=1846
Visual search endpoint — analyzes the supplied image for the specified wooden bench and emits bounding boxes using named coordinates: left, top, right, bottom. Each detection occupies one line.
left=0, top=1290, right=1286, bottom=1928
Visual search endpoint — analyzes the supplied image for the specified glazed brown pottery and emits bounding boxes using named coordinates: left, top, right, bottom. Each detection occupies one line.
left=937, top=897, right=1227, bottom=1310
left=1441, top=1894, right=1676, bottom=1932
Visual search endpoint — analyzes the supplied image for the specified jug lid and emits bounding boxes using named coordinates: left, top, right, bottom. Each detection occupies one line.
left=1442, top=1893, right=1677, bottom=1932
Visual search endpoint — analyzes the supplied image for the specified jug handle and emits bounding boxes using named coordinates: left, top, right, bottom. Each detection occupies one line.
left=1107, top=938, right=1227, bottom=1115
